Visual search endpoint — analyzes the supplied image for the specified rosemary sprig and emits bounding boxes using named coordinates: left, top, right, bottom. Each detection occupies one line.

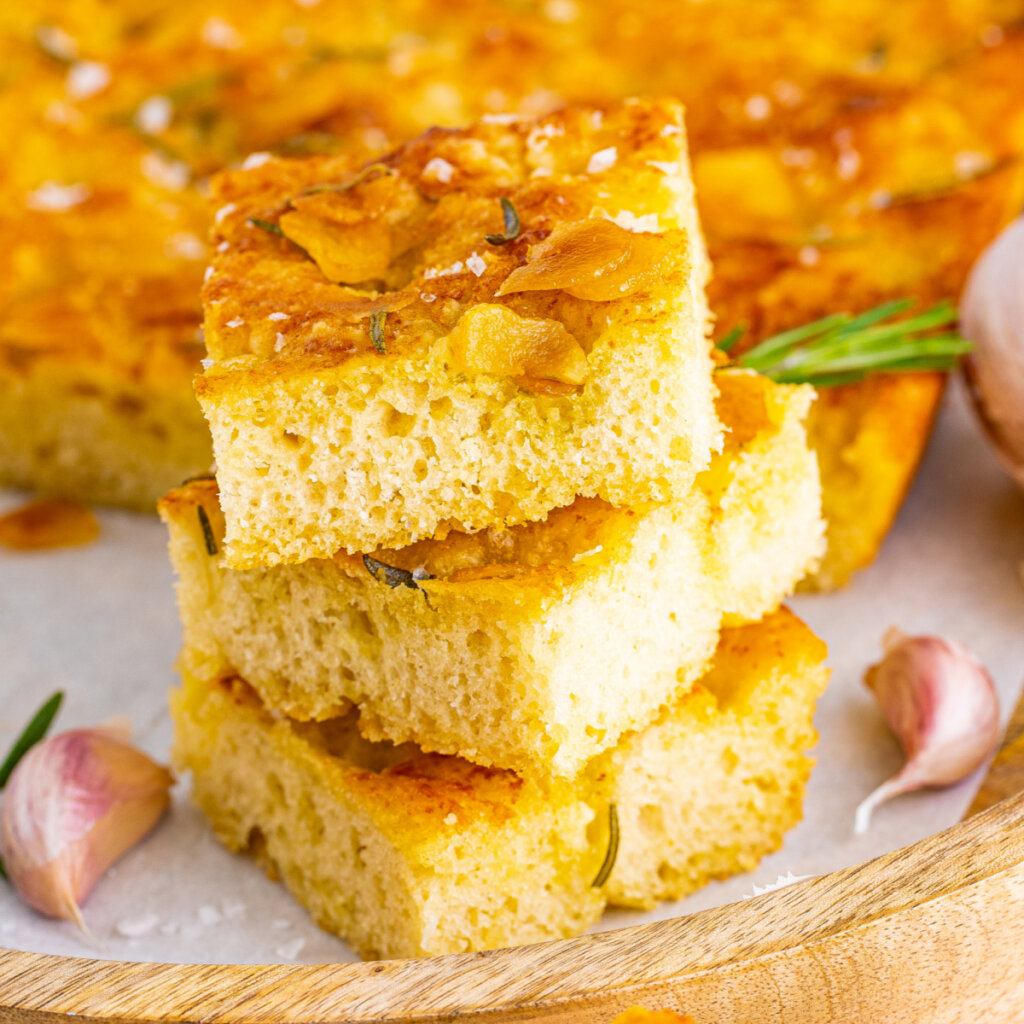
left=0, top=692, right=64, bottom=789
left=591, top=804, right=619, bottom=888
left=300, top=163, right=394, bottom=197
left=362, top=555, right=434, bottom=595
left=197, top=506, right=218, bottom=556
left=369, top=310, right=387, bottom=354
left=485, top=197, right=521, bottom=245
left=722, top=299, right=971, bottom=387
left=248, top=217, right=285, bottom=237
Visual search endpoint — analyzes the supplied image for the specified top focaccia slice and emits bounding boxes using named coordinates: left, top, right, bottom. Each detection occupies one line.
left=197, top=98, right=718, bottom=567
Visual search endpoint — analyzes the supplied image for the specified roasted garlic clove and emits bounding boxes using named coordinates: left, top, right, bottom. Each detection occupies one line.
left=446, top=303, right=589, bottom=385
left=496, top=219, right=686, bottom=301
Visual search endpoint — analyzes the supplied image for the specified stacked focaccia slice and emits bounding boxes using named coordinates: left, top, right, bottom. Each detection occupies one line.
left=165, top=100, right=828, bottom=959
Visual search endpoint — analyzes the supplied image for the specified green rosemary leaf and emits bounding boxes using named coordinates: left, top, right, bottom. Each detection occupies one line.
left=836, top=297, right=914, bottom=331
left=736, top=313, right=848, bottom=372
left=248, top=217, right=285, bottom=237
left=248, top=217, right=314, bottom=261
left=724, top=299, right=970, bottom=387
left=301, top=163, right=394, bottom=197
left=717, top=326, right=746, bottom=354
left=0, top=691, right=64, bottom=790
left=362, top=554, right=434, bottom=594
left=197, top=506, right=218, bottom=556
left=369, top=310, right=387, bottom=354
left=485, top=197, right=521, bottom=245
left=591, top=804, right=619, bottom=888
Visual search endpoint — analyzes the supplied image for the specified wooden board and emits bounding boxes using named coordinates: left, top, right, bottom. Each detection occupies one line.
left=968, top=684, right=1024, bottom=818
left=2, top=784, right=1024, bottom=1024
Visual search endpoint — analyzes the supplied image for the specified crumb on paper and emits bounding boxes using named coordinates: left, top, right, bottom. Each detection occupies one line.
left=742, top=871, right=813, bottom=899
left=275, top=937, right=306, bottom=961
left=221, top=899, right=247, bottom=921
left=197, top=904, right=223, bottom=926
left=115, top=912, right=160, bottom=938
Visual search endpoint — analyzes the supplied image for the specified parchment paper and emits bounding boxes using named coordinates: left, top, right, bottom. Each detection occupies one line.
left=2, top=380, right=1023, bottom=964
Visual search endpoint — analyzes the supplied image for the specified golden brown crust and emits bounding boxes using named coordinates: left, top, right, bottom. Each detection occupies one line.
left=199, top=99, right=692, bottom=392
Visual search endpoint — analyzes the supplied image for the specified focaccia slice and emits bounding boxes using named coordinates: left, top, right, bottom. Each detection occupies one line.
left=171, top=608, right=827, bottom=960
left=197, top=98, right=718, bottom=566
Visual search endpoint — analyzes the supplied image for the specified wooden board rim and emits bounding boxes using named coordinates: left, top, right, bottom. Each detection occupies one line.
left=3, top=788, right=1024, bottom=1023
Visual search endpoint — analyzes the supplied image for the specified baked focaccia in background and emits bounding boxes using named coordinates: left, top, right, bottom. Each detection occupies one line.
left=198, top=99, right=717, bottom=565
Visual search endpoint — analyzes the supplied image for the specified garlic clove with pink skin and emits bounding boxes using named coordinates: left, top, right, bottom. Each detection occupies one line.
left=0, top=723, right=173, bottom=928
left=854, top=628, right=1000, bottom=835
left=960, top=216, right=1024, bottom=491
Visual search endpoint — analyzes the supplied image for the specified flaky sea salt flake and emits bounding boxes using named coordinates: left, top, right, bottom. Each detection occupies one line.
left=587, top=147, right=618, bottom=174
left=26, top=182, right=90, bottom=212
left=66, top=62, right=110, bottom=101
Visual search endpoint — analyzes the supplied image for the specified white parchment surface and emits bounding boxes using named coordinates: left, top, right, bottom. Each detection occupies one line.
left=2, top=381, right=1023, bottom=964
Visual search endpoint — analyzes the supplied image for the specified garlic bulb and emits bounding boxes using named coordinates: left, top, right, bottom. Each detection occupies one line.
left=960, top=216, right=1024, bottom=489
left=0, top=724, right=172, bottom=928
left=855, top=628, right=1000, bottom=835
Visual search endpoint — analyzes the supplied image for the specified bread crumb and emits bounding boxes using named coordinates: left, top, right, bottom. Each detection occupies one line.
left=197, top=904, right=223, bottom=926
left=115, top=913, right=160, bottom=938
left=275, top=937, right=306, bottom=960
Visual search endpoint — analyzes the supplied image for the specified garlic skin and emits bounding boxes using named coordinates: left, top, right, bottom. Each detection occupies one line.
left=960, top=216, right=1024, bottom=490
left=855, top=628, right=1000, bottom=835
left=0, top=724, right=172, bottom=928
